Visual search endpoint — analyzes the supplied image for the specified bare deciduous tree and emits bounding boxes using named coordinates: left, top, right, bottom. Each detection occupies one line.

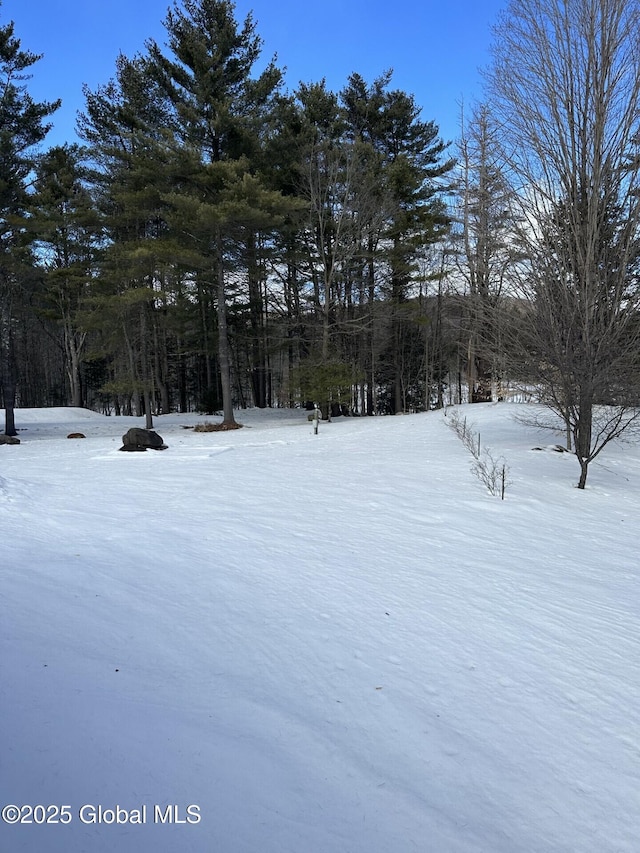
left=489, top=0, right=640, bottom=488
left=455, top=102, right=514, bottom=403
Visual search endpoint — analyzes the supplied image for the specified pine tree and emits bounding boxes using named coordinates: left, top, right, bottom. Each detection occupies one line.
left=379, top=90, right=453, bottom=413
left=31, top=144, right=102, bottom=407
left=0, top=12, right=59, bottom=434
left=342, top=74, right=454, bottom=413
left=147, top=0, right=288, bottom=425
left=291, top=80, right=380, bottom=416
left=79, top=54, right=175, bottom=423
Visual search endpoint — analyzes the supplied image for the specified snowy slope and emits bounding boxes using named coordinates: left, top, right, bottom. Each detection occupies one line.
left=1, top=404, right=639, bottom=852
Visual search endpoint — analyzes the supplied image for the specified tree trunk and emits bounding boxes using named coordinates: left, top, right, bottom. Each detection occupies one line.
left=143, top=390, right=154, bottom=429
left=392, top=308, right=404, bottom=415
left=247, top=232, right=269, bottom=408
left=66, top=340, right=84, bottom=408
left=1, top=324, right=17, bottom=436
left=63, top=318, right=86, bottom=408
left=575, top=390, right=593, bottom=489
left=577, top=457, right=589, bottom=490
left=139, top=304, right=153, bottom=429
left=468, top=328, right=493, bottom=405
left=216, top=231, right=236, bottom=426
left=3, top=402, right=16, bottom=436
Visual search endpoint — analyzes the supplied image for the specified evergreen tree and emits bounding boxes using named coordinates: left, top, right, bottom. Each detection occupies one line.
left=79, top=54, right=175, bottom=423
left=147, top=0, right=288, bottom=425
left=379, top=90, right=453, bottom=413
left=31, top=144, right=102, bottom=407
left=0, top=10, right=59, bottom=433
left=342, top=74, right=454, bottom=413
left=292, top=79, right=381, bottom=416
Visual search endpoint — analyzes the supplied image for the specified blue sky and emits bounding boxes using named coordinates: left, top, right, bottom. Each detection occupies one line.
left=1, top=0, right=506, bottom=149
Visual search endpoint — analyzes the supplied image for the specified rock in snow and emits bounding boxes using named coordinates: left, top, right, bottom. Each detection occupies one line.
left=119, top=427, right=168, bottom=451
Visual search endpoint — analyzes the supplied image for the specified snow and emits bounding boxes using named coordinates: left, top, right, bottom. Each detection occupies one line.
left=1, top=403, right=639, bottom=852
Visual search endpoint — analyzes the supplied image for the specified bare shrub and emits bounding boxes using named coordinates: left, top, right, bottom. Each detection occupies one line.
left=447, top=409, right=509, bottom=498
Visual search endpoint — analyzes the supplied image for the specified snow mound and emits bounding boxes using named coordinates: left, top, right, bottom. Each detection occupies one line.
left=14, top=406, right=109, bottom=423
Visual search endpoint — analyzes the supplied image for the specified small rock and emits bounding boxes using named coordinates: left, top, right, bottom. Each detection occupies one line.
left=0, top=434, right=20, bottom=445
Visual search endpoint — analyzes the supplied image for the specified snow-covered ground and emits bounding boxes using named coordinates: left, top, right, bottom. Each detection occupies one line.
left=1, top=403, right=638, bottom=853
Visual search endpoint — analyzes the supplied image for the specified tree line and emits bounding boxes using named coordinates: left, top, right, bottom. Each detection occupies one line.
left=0, top=0, right=456, bottom=430
left=2, top=0, right=640, bottom=487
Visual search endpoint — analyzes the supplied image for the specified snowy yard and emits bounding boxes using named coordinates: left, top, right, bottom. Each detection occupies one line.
left=1, top=403, right=639, bottom=852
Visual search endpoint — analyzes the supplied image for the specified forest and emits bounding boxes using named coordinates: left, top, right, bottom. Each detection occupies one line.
left=3, top=0, right=640, bottom=487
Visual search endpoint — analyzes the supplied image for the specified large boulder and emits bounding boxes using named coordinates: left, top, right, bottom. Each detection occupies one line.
left=119, top=428, right=167, bottom=452
left=0, top=434, right=20, bottom=445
